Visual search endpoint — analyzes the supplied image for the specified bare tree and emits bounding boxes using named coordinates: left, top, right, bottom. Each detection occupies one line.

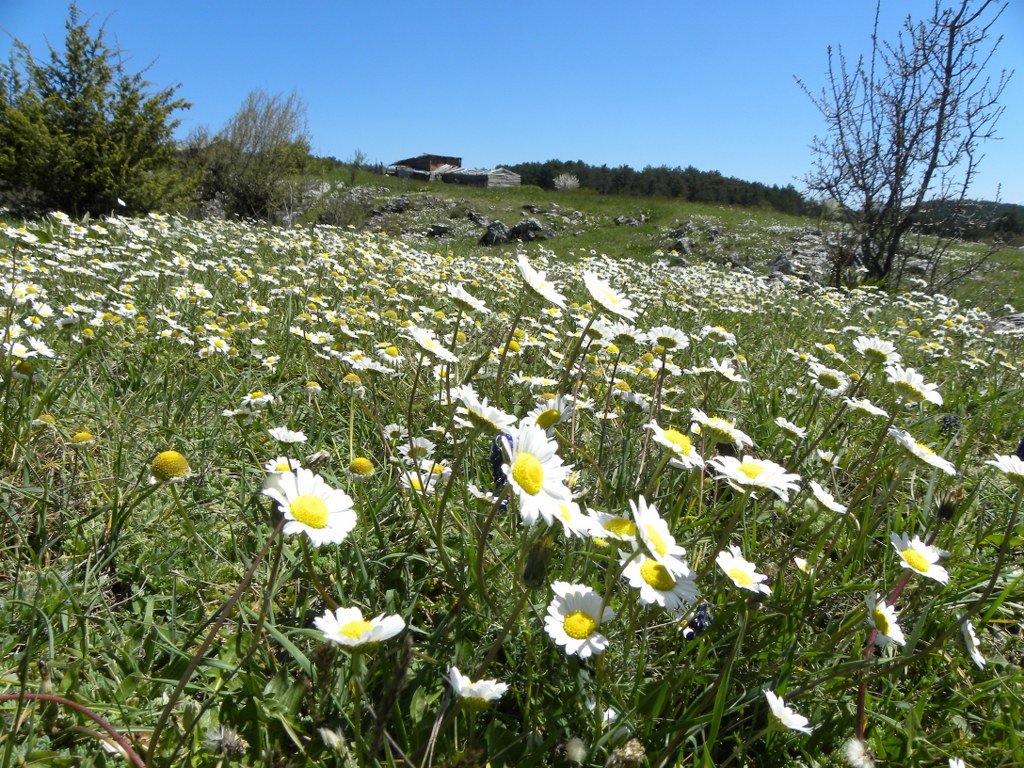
left=800, top=1, right=1011, bottom=288
left=193, top=89, right=310, bottom=220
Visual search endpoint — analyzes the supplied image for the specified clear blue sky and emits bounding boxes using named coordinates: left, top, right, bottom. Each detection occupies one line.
left=4, top=1, right=1023, bottom=202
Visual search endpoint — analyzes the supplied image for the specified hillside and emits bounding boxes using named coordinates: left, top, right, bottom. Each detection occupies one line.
left=301, top=168, right=1024, bottom=312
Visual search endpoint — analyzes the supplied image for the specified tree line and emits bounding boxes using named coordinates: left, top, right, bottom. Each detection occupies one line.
left=504, top=159, right=822, bottom=217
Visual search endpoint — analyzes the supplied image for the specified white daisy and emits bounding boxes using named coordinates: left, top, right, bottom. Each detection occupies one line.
left=449, top=666, right=508, bottom=705
left=646, top=421, right=705, bottom=469
left=853, top=336, right=901, bottom=366
left=889, top=532, right=949, bottom=584
left=621, top=550, right=698, bottom=612
left=866, top=593, right=906, bottom=647
left=885, top=364, right=943, bottom=405
left=645, top=324, right=689, bottom=351
left=445, top=283, right=490, bottom=315
left=502, top=422, right=574, bottom=527
left=517, top=255, right=566, bottom=309
left=807, top=361, right=850, bottom=396
left=544, top=581, right=614, bottom=658
left=450, top=384, right=516, bottom=432
left=314, top=607, right=405, bottom=647
left=716, top=545, right=771, bottom=595
left=267, top=426, right=307, bottom=444
left=262, top=468, right=357, bottom=546
left=764, top=690, right=812, bottom=733
left=844, top=397, right=889, bottom=419
left=690, top=409, right=753, bottom=451
left=888, top=428, right=956, bottom=475
left=985, top=454, right=1024, bottom=485
left=709, top=455, right=801, bottom=502
left=583, top=271, right=638, bottom=320
left=407, top=326, right=459, bottom=364
left=630, top=496, right=690, bottom=575
left=809, top=480, right=847, bottom=514
left=960, top=617, right=986, bottom=669
left=775, top=417, right=806, bottom=440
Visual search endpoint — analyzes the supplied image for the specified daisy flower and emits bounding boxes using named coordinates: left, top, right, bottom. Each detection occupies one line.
left=407, top=325, right=459, bottom=363
left=960, top=617, right=986, bottom=669
left=314, top=606, right=404, bottom=648
left=398, top=436, right=436, bottom=463
left=844, top=397, right=888, bottom=419
left=809, top=481, right=847, bottom=514
left=690, top=409, right=753, bottom=451
left=764, top=690, right=812, bottom=733
left=866, top=593, right=906, bottom=647
left=400, top=468, right=439, bottom=497
left=775, top=417, right=806, bottom=440
left=709, top=455, right=801, bottom=502
left=450, top=384, right=516, bottom=432
left=241, top=389, right=274, bottom=408
left=716, top=545, right=772, bottom=595
left=448, top=666, right=508, bottom=708
left=889, top=532, right=949, bottom=584
left=630, top=496, right=690, bottom=575
left=262, top=468, right=357, bottom=546
left=524, top=393, right=575, bottom=433
left=268, top=426, right=307, bottom=444
left=445, top=283, right=489, bottom=315
left=807, top=362, right=850, bottom=396
left=885, top=364, right=943, bottom=405
left=583, top=271, right=638, bottom=320
left=646, top=421, right=705, bottom=470
left=888, top=428, right=956, bottom=475
left=544, top=581, right=614, bottom=658
left=550, top=498, right=594, bottom=538
left=586, top=509, right=638, bottom=542
left=517, top=255, right=566, bottom=309
left=645, top=324, right=689, bottom=351
left=150, top=450, right=192, bottom=484
left=986, top=454, right=1024, bottom=485
left=620, top=550, right=698, bottom=612
left=853, top=336, right=901, bottom=366
left=502, top=422, right=574, bottom=527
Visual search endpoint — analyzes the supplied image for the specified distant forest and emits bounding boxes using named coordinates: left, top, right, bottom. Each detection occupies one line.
left=912, top=200, right=1024, bottom=245
left=503, top=159, right=822, bottom=217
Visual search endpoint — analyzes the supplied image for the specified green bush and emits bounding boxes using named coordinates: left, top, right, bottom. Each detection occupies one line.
left=0, top=4, right=190, bottom=216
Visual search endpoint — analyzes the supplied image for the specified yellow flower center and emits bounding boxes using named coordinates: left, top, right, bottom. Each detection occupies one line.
left=508, top=339, right=521, bottom=352
left=563, top=610, right=597, bottom=640
left=536, top=409, right=561, bottom=429
left=614, top=380, right=631, bottom=392
left=349, top=457, right=374, bottom=476
left=738, top=461, right=764, bottom=480
left=872, top=608, right=890, bottom=635
left=290, top=495, right=329, bottom=528
left=603, top=518, right=637, bottom=538
left=915, top=442, right=935, bottom=456
left=902, top=548, right=930, bottom=573
left=274, top=462, right=291, bottom=472
left=249, top=390, right=265, bottom=399
left=72, top=431, right=95, bottom=444
left=385, top=345, right=399, bottom=357
left=728, top=567, right=754, bottom=586
left=640, top=559, right=677, bottom=591
left=343, top=373, right=362, bottom=386
left=662, top=429, right=692, bottom=454
left=151, top=450, right=190, bottom=481
left=644, top=525, right=668, bottom=557
left=339, top=620, right=373, bottom=639
left=512, top=452, right=544, bottom=495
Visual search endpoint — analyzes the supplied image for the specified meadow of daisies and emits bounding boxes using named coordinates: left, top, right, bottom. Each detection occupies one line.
left=1, top=211, right=1022, bottom=767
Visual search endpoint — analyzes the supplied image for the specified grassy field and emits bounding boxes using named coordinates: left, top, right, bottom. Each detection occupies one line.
left=1, top=209, right=1023, bottom=767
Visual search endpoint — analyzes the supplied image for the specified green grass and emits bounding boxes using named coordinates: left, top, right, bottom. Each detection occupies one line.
left=0, top=212, right=1022, bottom=767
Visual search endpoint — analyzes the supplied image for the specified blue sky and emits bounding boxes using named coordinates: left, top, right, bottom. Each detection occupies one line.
left=4, top=1, right=1023, bottom=202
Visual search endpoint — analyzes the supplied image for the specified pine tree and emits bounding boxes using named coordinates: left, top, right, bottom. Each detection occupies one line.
left=0, top=4, right=190, bottom=216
